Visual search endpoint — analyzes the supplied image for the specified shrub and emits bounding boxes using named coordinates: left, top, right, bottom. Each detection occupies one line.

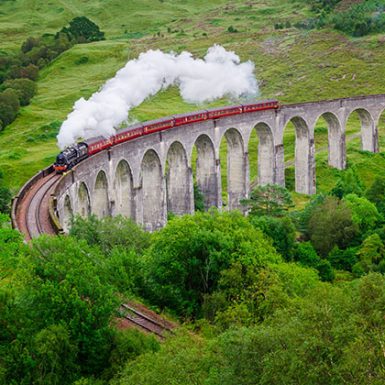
left=144, top=210, right=280, bottom=317
left=241, top=184, right=294, bottom=217
left=227, top=26, right=238, bottom=33
left=251, top=215, right=296, bottom=261
left=3, top=78, right=36, bottom=106
left=18, top=63, right=39, bottom=80
left=193, top=183, right=205, bottom=212
left=331, top=168, right=363, bottom=198
left=70, top=215, right=151, bottom=255
left=75, top=56, right=89, bottom=65
left=327, top=246, right=358, bottom=271
left=343, top=194, right=381, bottom=235
left=60, top=16, right=105, bottom=43
left=0, top=88, right=20, bottom=127
left=366, top=176, right=385, bottom=215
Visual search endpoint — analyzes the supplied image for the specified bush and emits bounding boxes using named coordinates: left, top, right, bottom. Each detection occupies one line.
left=327, top=246, right=358, bottom=271
left=70, top=215, right=151, bottom=255
left=308, top=196, right=359, bottom=256
left=144, top=210, right=280, bottom=317
left=75, top=56, right=89, bottom=65
left=227, top=25, right=238, bottom=33
left=241, top=184, right=293, bottom=217
left=343, top=194, right=381, bottom=235
left=60, top=16, right=105, bottom=43
left=353, top=233, right=385, bottom=277
left=0, top=184, right=11, bottom=214
left=331, top=168, right=363, bottom=198
left=2, top=78, right=36, bottom=106
left=305, top=0, right=342, bottom=14
left=331, top=1, right=385, bottom=37
left=193, top=183, right=205, bottom=212
left=295, top=241, right=320, bottom=267
left=18, top=63, right=39, bottom=80
left=251, top=215, right=296, bottom=261
left=21, top=36, right=40, bottom=53
left=0, top=88, right=20, bottom=127
left=366, top=176, right=385, bottom=215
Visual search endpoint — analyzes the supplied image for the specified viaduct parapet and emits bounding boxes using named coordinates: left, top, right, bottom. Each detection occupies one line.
left=54, top=94, right=385, bottom=231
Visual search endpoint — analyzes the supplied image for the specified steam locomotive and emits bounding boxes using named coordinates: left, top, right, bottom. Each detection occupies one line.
left=54, top=99, right=279, bottom=173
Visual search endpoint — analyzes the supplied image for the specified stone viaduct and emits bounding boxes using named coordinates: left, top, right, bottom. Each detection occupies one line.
left=54, top=94, right=385, bottom=231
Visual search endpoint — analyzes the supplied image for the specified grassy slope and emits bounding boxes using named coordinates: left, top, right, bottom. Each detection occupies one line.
left=1, top=0, right=385, bottom=199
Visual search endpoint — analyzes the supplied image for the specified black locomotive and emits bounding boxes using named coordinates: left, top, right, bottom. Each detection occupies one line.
left=54, top=142, right=88, bottom=173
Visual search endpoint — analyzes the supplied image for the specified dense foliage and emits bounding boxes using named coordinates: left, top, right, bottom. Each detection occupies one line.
left=117, top=274, right=385, bottom=385
left=0, top=17, right=104, bottom=131
left=2, top=169, right=385, bottom=384
left=300, top=0, right=385, bottom=37
left=60, top=17, right=105, bottom=43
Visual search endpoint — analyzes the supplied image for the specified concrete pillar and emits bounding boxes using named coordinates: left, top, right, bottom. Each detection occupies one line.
left=323, top=112, right=346, bottom=170
left=274, top=144, right=285, bottom=186
left=113, top=160, right=134, bottom=219
left=357, top=109, right=379, bottom=152
left=188, top=167, right=195, bottom=213
left=225, top=128, right=246, bottom=210
left=255, top=123, right=275, bottom=186
left=78, top=182, right=91, bottom=218
left=92, top=170, right=109, bottom=218
left=166, top=142, right=193, bottom=215
left=293, top=117, right=315, bottom=195
left=141, top=150, right=166, bottom=231
left=244, top=151, right=250, bottom=197
left=195, top=135, right=219, bottom=210
left=62, top=195, right=73, bottom=233
left=216, top=158, right=223, bottom=210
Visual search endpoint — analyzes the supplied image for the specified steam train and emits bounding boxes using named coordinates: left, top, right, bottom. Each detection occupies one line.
left=54, top=99, right=279, bottom=173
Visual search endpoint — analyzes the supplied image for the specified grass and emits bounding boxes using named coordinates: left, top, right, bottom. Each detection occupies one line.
left=2, top=0, right=385, bottom=199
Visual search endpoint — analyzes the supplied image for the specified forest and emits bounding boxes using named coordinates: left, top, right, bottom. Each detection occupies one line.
left=1, top=169, right=385, bottom=384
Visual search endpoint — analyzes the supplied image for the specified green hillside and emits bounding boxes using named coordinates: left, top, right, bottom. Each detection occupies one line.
left=4, top=3, right=385, bottom=385
left=1, top=0, right=385, bottom=194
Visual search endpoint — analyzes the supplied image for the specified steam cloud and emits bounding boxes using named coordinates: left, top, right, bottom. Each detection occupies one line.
left=57, top=45, right=259, bottom=149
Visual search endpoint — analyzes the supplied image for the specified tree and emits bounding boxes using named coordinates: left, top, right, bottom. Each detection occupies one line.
left=241, top=184, right=294, bottom=217
left=353, top=233, right=385, bottom=277
left=308, top=196, right=358, bottom=256
left=251, top=215, right=296, bottom=260
left=295, top=241, right=334, bottom=281
left=0, top=88, right=20, bottom=127
left=21, top=36, right=40, bottom=54
left=292, top=193, right=326, bottom=236
left=18, top=63, right=39, bottom=80
left=366, top=176, right=385, bottom=215
left=70, top=215, right=151, bottom=255
left=327, top=246, right=358, bottom=271
left=60, top=17, right=105, bottom=43
left=343, top=193, right=381, bottom=234
left=18, top=236, right=118, bottom=379
left=193, top=183, right=205, bottom=212
left=0, top=169, right=11, bottom=213
left=3, top=78, right=36, bottom=106
left=331, top=168, right=363, bottom=198
left=295, top=241, right=320, bottom=267
left=144, top=210, right=280, bottom=317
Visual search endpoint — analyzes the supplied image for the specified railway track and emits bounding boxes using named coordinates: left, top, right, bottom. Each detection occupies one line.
left=119, top=303, right=175, bottom=339
left=14, top=169, right=61, bottom=241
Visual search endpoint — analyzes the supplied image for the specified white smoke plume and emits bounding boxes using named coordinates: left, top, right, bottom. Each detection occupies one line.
left=57, top=45, right=259, bottom=149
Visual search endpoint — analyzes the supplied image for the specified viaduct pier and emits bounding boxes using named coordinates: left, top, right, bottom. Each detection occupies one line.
left=12, top=94, right=385, bottom=236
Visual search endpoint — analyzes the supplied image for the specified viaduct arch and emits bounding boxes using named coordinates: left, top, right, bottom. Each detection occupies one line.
left=54, top=94, right=385, bottom=231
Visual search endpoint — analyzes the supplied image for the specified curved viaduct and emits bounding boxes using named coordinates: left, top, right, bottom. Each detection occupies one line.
left=53, top=94, right=385, bottom=232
